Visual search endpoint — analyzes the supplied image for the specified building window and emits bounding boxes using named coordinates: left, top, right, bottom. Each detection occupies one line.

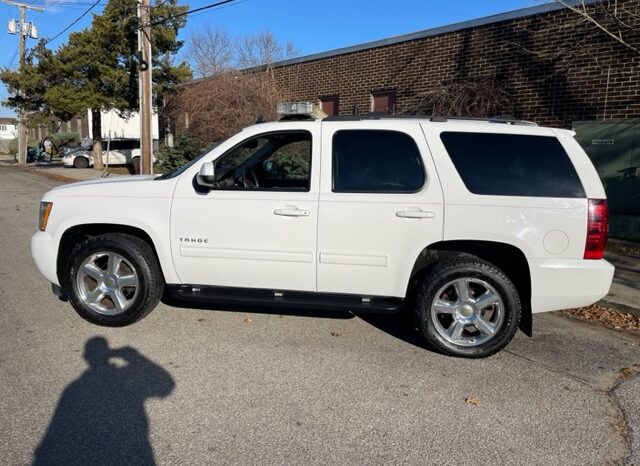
left=319, top=96, right=339, bottom=116
left=371, top=90, right=396, bottom=114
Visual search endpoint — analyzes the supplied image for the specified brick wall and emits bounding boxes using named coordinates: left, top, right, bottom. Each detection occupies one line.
left=269, top=0, right=640, bottom=128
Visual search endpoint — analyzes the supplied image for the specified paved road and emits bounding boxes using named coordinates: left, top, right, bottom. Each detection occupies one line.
left=1, top=166, right=639, bottom=466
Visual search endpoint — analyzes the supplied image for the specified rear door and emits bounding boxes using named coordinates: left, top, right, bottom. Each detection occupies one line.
left=316, top=121, right=444, bottom=297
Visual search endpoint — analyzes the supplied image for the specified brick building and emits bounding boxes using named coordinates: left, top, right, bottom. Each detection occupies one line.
left=258, top=0, right=639, bottom=129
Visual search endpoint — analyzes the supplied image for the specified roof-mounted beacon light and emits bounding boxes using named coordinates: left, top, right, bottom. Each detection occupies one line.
left=277, top=101, right=327, bottom=120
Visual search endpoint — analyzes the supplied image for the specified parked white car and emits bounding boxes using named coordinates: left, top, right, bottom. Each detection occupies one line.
left=32, top=105, right=614, bottom=357
left=62, top=139, right=157, bottom=171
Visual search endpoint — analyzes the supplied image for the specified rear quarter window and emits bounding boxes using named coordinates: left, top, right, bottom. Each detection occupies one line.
left=440, top=132, right=585, bottom=198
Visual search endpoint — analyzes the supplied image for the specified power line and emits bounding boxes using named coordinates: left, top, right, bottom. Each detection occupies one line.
left=6, top=49, right=18, bottom=68
left=149, top=0, right=237, bottom=26
left=42, top=0, right=101, bottom=46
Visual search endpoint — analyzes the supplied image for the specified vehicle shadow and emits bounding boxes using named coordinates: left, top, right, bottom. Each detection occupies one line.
left=32, top=337, right=174, bottom=466
left=162, top=294, right=356, bottom=320
left=162, top=294, right=431, bottom=350
left=354, top=312, right=431, bottom=350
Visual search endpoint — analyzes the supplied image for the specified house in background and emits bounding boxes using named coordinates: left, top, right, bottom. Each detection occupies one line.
left=26, top=109, right=158, bottom=143
left=0, top=116, right=18, bottom=153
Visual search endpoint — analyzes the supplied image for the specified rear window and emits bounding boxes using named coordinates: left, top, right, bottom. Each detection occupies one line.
left=440, top=132, right=585, bottom=198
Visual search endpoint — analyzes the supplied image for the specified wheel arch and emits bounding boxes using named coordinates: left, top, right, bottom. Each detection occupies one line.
left=57, top=223, right=166, bottom=285
left=408, top=240, right=532, bottom=336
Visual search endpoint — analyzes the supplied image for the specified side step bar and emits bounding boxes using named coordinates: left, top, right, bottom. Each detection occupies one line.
left=166, top=285, right=403, bottom=314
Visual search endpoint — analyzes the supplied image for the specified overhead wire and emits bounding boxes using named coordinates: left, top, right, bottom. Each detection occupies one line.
left=6, top=49, right=18, bottom=68
left=42, top=0, right=102, bottom=46
left=149, top=0, right=237, bottom=27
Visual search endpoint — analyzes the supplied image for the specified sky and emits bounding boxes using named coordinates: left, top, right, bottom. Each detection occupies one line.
left=0, top=0, right=545, bottom=117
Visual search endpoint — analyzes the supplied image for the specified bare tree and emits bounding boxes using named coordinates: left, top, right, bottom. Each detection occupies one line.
left=410, top=78, right=514, bottom=118
left=186, top=27, right=234, bottom=78
left=552, top=0, right=640, bottom=55
left=169, top=71, right=280, bottom=143
left=236, top=31, right=299, bottom=69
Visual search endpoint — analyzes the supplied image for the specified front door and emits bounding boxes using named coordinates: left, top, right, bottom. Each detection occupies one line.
left=171, top=123, right=320, bottom=291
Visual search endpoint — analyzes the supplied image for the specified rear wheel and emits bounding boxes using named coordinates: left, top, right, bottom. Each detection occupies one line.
left=412, top=258, right=521, bottom=358
left=62, top=233, right=164, bottom=326
left=73, top=156, right=89, bottom=169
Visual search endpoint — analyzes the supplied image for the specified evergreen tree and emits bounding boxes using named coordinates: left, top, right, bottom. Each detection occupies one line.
left=1, top=0, right=191, bottom=169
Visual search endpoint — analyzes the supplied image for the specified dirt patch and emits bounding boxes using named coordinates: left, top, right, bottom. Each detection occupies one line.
left=32, top=170, right=79, bottom=184
left=562, top=304, right=640, bottom=331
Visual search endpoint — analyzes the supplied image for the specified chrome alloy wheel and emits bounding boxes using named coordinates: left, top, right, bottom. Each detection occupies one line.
left=430, top=278, right=504, bottom=347
left=76, top=252, right=139, bottom=315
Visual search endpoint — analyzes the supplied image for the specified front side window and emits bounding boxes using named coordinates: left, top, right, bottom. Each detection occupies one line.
left=332, top=130, right=426, bottom=193
left=214, top=131, right=311, bottom=191
left=440, top=132, right=586, bottom=198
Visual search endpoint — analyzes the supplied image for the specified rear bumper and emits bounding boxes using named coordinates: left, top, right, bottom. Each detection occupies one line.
left=530, top=258, right=615, bottom=313
left=31, top=231, right=60, bottom=286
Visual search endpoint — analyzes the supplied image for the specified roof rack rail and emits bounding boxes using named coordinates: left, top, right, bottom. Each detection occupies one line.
left=428, top=116, right=538, bottom=126
left=322, top=114, right=538, bottom=126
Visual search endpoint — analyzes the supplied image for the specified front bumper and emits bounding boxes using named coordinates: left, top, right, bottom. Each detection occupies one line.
left=31, top=231, right=60, bottom=286
left=530, top=258, right=615, bottom=313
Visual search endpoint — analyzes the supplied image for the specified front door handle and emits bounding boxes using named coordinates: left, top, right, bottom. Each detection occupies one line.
left=274, top=207, right=310, bottom=217
left=396, top=210, right=435, bottom=219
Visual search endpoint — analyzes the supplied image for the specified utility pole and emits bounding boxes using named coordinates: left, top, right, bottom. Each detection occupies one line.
left=4, top=1, right=43, bottom=165
left=137, top=0, right=153, bottom=175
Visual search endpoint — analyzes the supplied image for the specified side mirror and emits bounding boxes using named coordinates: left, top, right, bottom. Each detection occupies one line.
left=197, top=162, right=216, bottom=188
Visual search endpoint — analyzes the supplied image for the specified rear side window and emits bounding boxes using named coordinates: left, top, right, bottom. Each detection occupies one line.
left=440, top=132, right=585, bottom=198
left=332, top=130, right=425, bottom=193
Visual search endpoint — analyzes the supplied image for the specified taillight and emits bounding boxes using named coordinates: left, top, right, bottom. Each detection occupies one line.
left=584, top=199, right=608, bottom=259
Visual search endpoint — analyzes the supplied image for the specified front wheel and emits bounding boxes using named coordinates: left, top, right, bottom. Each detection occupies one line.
left=62, top=233, right=164, bottom=326
left=412, top=258, right=521, bottom=358
left=73, top=156, right=89, bottom=169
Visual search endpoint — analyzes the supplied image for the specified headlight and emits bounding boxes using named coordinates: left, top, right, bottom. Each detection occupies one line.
left=39, top=202, right=53, bottom=232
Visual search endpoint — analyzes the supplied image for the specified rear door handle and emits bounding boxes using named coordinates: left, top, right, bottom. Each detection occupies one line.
left=396, top=210, right=435, bottom=219
left=274, top=207, right=310, bottom=217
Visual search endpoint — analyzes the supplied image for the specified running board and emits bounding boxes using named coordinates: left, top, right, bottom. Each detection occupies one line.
left=166, top=285, right=403, bottom=314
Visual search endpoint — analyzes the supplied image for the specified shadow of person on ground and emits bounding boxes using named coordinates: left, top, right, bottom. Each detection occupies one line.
left=33, top=337, right=174, bottom=466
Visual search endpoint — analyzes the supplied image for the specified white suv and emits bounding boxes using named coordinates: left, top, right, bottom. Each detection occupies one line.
left=31, top=112, right=614, bottom=357
left=62, top=139, right=157, bottom=172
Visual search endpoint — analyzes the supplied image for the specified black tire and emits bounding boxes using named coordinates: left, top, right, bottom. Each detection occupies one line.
left=131, top=157, right=141, bottom=175
left=74, top=156, right=89, bottom=169
left=412, top=258, right=521, bottom=358
left=62, top=233, right=164, bottom=326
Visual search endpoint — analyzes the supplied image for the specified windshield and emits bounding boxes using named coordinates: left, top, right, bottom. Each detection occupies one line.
left=155, top=150, right=210, bottom=180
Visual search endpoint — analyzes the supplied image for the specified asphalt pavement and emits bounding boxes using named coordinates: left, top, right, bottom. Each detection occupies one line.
left=1, top=166, right=639, bottom=466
